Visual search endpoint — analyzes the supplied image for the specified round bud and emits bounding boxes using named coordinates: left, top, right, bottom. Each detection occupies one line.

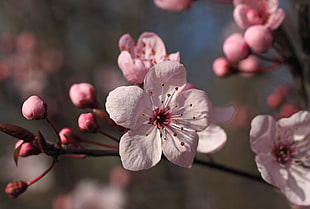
left=154, top=0, right=191, bottom=11
left=267, top=93, right=284, bottom=109
left=238, top=56, right=259, bottom=73
left=5, top=181, right=28, bottom=198
left=244, top=25, right=273, bottom=53
left=213, top=57, right=233, bottom=77
left=78, top=113, right=98, bottom=133
left=246, top=9, right=263, bottom=25
left=22, top=95, right=47, bottom=120
left=59, top=128, right=81, bottom=146
left=15, top=140, right=41, bottom=157
left=69, top=83, right=99, bottom=109
left=223, top=33, right=249, bottom=62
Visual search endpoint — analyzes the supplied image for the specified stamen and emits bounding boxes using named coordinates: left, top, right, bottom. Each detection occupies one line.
left=180, top=142, right=185, bottom=146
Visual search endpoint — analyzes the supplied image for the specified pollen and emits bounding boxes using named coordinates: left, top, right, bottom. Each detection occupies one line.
left=120, top=46, right=126, bottom=50
left=161, top=83, right=165, bottom=87
left=145, top=133, right=149, bottom=136
left=175, top=87, right=179, bottom=91
left=141, top=113, right=145, bottom=116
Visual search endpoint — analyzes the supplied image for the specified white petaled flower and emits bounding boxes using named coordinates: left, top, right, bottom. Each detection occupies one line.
left=106, top=61, right=211, bottom=171
left=250, top=111, right=310, bottom=206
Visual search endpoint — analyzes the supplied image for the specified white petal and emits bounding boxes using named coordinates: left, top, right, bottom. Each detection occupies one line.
left=144, top=61, right=187, bottom=106
left=255, top=153, right=288, bottom=188
left=197, top=124, right=227, bottom=154
left=119, top=126, right=162, bottom=171
left=173, top=89, right=211, bottom=131
left=250, top=115, right=276, bottom=154
left=105, top=86, right=149, bottom=129
left=162, top=127, right=198, bottom=168
left=283, top=166, right=310, bottom=205
left=211, top=106, right=235, bottom=124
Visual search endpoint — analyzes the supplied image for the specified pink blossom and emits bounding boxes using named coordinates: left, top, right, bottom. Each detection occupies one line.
left=106, top=61, right=211, bottom=170
left=22, top=95, right=47, bottom=120
left=250, top=111, right=310, bottom=205
left=69, top=83, right=99, bottom=109
left=153, top=0, right=192, bottom=11
left=233, top=0, right=285, bottom=30
left=118, top=32, right=180, bottom=84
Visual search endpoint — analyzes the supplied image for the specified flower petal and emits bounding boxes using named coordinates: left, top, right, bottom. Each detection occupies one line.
left=137, top=32, right=166, bottom=61
left=233, top=5, right=251, bottom=29
left=119, top=126, right=162, bottom=171
left=105, top=86, right=149, bottom=129
left=117, top=51, right=137, bottom=83
left=144, top=61, right=187, bottom=105
left=173, top=89, right=211, bottom=131
left=197, top=124, right=227, bottom=154
left=162, top=127, right=198, bottom=168
left=265, top=8, right=285, bottom=30
left=167, top=51, right=180, bottom=62
left=210, top=106, right=235, bottom=124
left=283, top=165, right=310, bottom=205
left=119, top=33, right=135, bottom=57
left=250, top=115, right=276, bottom=154
left=255, top=152, right=288, bottom=188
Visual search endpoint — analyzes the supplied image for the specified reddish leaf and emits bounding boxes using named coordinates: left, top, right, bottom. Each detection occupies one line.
left=36, top=131, right=47, bottom=153
left=14, top=143, right=22, bottom=166
left=0, top=123, right=36, bottom=142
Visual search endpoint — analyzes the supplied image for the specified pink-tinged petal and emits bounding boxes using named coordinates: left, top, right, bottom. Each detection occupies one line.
left=118, top=33, right=135, bottom=57
left=173, top=89, right=211, bottom=131
left=210, top=106, right=235, bottom=124
left=167, top=51, right=180, bottom=62
left=250, top=115, right=276, bottom=154
left=117, top=51, right=136, bottom=82
left=265, top=8, right=285, bottom=30
left=154, top=0, right=191, bottom=11
left=144, top=61, right=187, bottom=104
left=137, top=32, right=166, bottom=61
left=278, top=111, right=310, bottom=140
left=120, top=126, right=162, bottom=171
left=255, top=153, right=288, bottom=188
left=161, top=127, right=198, bottom=168
left=132, top=59, right=150, bottom=84
left=233, top=5, right=251, bottom=29
left=197, top=124, right=227, bottom=154
left=283, top=166, right=310, bottom=205
left=261, top=0, right=279, bottom=14
left=105, top=86, right=149, bottom=129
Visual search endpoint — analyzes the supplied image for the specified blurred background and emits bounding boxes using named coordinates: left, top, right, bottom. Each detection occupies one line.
left=0, top=0, right=300, bottom=208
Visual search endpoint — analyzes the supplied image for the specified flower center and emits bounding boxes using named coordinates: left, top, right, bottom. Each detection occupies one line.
left=150, top=108, right=171, bottom=129
left=273, top=144, right=292, bottom=166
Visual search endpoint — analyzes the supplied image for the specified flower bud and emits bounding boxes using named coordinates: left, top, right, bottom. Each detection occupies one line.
left=5, top=181, right=28, bottom=198
left=154, top=0, right=192, bottom=11
left=69, top=83, right=99, bottom=108
left=78, top=113, right=98, bottom=133
left=59, top=128, right=81, bottom=146
left=15, top=140, right=41, bottom=157
left=213, top=57, right=235, bottom=77
left=238, top=56, right=259, bottom=73
left=22, top=95, right=47, bottom=120
left=244, top=25, right=273, bottom=53
left=223, top=33, right=249, bottom=62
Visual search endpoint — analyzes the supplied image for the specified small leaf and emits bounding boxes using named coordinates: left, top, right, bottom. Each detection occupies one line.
left=36, top=131, right=47, bottom=153
left=14, top=143, right=22, bottom=166
left=0, top=123, right=36, bottom=142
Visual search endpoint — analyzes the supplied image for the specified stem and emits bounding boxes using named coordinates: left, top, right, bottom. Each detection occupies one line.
left=46, top=118, right=62, bottom=148
left=193, top=158, right=267, bottom=185
left=98, top=129, right=120, bottom=143
left=27, top=158, right=56, bottom=186
left=80, top=138, right=119, bottom=149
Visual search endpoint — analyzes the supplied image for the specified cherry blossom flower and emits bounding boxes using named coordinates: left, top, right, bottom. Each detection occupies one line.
left=106, top=61, right=211, bottom=170
left=118, top=32, right=180, bottom=84
left=233, top=0, right=285, bottom=30
left=250, top=111, right=310, bottom=205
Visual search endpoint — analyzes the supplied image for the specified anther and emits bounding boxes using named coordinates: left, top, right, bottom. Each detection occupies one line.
left=189, top=104, right=193, bottom=107
left=173, top=132, right=177, bottom=136
left=149, top=91, right=153, bottom=96
left=180, top=142, right=185, bottom=146
left=161, top=83, right=165, bottom=87
left=167, top=94, right=171, bottom=97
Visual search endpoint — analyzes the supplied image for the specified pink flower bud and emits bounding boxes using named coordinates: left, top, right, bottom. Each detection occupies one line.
left=244, top=25, right=273, bottom=53
left=15, top=140, right=41, bottom=157
left=213, top=57, right=235, bottom=77
left=238, top=56, right=259, bottom=73
left=246, top=9, right=263, bottom=25
left=5, top=181, right=28, bottom=198
left=22, top=95, right=47, bottom=120
left=267, top=93, right=284, bottom=109
left=78, top=113, right=98, bottom=133
left=279, top=103, right=299, bottom=118
left=59, top=128, right=81, bottom=146
left=223, top=33, right=249, bottom=62
left=69, top=83, right=99, bottom=109
left=154, top=0, right=192, bottom=11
